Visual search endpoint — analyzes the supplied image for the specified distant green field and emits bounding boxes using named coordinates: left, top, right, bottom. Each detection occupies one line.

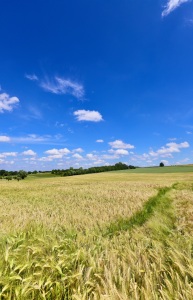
left=114, top=165, right=193, bottom=173
left=28, top=166, right=193, bottom=179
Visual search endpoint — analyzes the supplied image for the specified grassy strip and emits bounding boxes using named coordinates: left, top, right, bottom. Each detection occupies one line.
left=104, top=186, right=173, bottom=237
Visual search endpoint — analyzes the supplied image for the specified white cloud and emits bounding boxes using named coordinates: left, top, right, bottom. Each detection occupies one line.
left=86, top=153, right=97, bottom=160
left=25, top=74, right=38, bottom=81
left=74, top=110, right=103, bottom=122
left=109, top=149, right=129, bottom=155
left=93, top=159, right=105, bottom=165
left=22, top=150, right=37, bottom=156
left=162, top=0, right=190, bottom=17
left=0, top=160, right=14, bottom=165
left=96, top=139, right=104, bottom=143
left=0, top=135, right=10, bottom=142
left=109, top=140, right=134, bottom=149
left=48, top=154, right=63, bottom=159
left=149, top=142, right=189, bottom=157
left=72, top=148, right=84, bottom=153
left=176, top=158, right=190, bottom=164
left=40, top=76, right=84, bottom=99
left=0, top=93, right=19, bottom=113
left=0, top=152, right=17, bottom=158
left=3, top=152, right=17, bottom=157
left=102, top=154, right=119, bottom=160
left=45, top=148, right=70, bottom=155
left=114, top=149, right=129, bottom=155
left=39, top=156, right=53, bottom=162
left=72, top=153, right=83, bottom=159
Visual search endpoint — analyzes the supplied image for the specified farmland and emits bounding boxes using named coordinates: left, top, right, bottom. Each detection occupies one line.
left=0, top=171, right=193, bottom=299
left=114, top=165, right=193, bottom=173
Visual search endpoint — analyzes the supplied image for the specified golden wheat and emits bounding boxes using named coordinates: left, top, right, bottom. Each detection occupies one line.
left=0, top=172, right=193, bottom=299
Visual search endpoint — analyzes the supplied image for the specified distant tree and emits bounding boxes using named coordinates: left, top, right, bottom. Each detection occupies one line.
left=160, top=162, right=164, bottom=167
left=18, top=170, right=28, bottom=179
left=128, top=165, right=136, bottom=169
left=0, top=170, right=6, bottom=176
left=5, top=176, right=12, bottom=181
left=115, top=162, right=128, bottom=170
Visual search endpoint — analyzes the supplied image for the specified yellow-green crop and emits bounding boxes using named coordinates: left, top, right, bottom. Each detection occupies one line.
left=0, top=172, right=193, bottom=299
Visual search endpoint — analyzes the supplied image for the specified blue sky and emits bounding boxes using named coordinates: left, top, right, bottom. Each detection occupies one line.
left=0, top=0, right=193, bottom=170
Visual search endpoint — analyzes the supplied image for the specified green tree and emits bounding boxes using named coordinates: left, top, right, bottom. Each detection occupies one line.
left=159, top=162, right=164, bottom=167
left=18, top=170, right=28, bottom=179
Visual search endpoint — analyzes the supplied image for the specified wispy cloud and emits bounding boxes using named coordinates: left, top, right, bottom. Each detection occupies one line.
left=0, top=135, right=11, bottom=142
left=184, top=17, right=193, bottom=26
left=55, top=121, right=65, bottom=128
left=25, top=73, right=85, bottom=99
left=27, top=105, right=42, bottom=120
left=96, top=139, right=104, bottom=143
left=0, top=134, right=66, bottom=145
left=0, top=92, right=19, bottom=113
left=20, top=106, right=43, bottom=121
left=73, top=110, right=103, bottom=122
left=162, top=0, right=190, bottom=17
left=109, top=140, right=134, bottom=149
left=25, top=74, right=38, bottom=81
left=40, top=76, right=85, bottom=99
left=168, top=137, right=177, bottom=141
left=12, top=134, right=50, bottom=144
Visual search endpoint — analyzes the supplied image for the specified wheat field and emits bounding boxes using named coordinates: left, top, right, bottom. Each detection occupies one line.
left=0, top=172, right=193, bottom=299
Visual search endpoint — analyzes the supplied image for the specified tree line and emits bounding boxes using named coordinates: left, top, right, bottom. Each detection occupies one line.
left=0, top=170, right=28, bottom=181
left=0, top=163, right=136, bottom=180
left=51, top=162, right=136, bottom=177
